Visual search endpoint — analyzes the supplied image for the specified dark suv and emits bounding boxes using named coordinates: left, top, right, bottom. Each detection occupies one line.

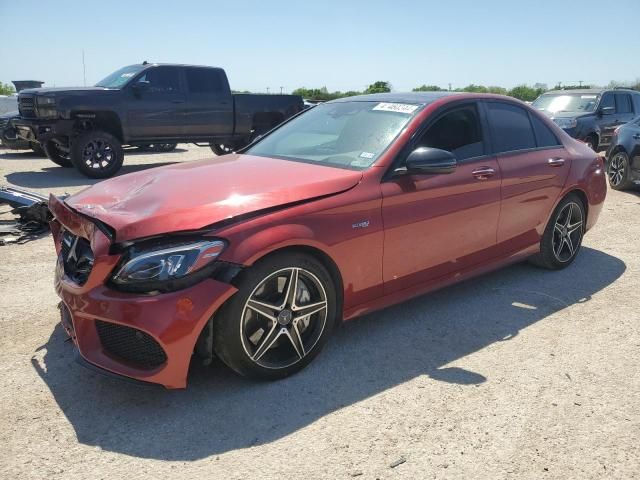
left=532, top=88, right=640, bottom=151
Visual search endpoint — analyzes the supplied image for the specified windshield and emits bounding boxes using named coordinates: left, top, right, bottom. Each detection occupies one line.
left=532, top=93, right=600, bottom=114
left=95, top=65, right=146, bottom=89
left=246, top=101, right=421, bottom=170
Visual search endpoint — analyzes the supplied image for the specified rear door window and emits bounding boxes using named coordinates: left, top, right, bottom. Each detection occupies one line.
left=530, top=114, right=561, bottom=147
left=615, top=93, right=633, bottom=114
left=185, top=68, right=224, bottom=94
left=487, top=102, right=536, bottom=153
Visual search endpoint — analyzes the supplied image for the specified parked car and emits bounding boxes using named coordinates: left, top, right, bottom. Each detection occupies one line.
left=532, top=88, right=640, bottom=151
left=49, top=92, right=606, bottom=388
left=13, top=63, right=304, bottom=178
left=605, top=116, right=640, bottom=190
left=0, top=111, right=44, bottom=155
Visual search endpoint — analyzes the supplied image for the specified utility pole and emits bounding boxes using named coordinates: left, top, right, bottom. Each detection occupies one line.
left=448, top=83, right=452, bottom=91
left=266, top=87, right=270, bottom=94
left=578, top=80, right=583, bottom=87
left=280, top=86, right=284, bottom=94
left=82, top=49, right=86, bottom=87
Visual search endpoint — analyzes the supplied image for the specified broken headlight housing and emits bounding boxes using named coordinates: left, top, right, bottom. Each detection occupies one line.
left=110, top=239, right=226, bottom=293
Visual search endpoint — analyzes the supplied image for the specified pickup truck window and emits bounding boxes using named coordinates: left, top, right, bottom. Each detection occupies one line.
left=95, top=64, right=146, bottom=89
left=247, top=102, right=418, bottom=170
left=600, top=93, right=615, bottom=112
left=532, top=93, right=599, bottom=113
left=186, top=68, right=223, bottom=94
left=615, top=94, right=633, bottom=114
left=137, top=67, right=181, bottom=94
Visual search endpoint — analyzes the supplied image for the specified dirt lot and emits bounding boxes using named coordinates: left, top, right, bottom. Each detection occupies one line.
left=1, top=145, right=638, bottom=479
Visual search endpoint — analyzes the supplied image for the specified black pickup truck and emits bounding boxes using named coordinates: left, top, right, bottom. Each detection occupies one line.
left=14, top=63, right=304, bottom=178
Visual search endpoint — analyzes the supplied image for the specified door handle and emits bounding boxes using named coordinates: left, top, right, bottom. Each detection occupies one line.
left=472, top=167, right=495, bottom=180
left=548, top=158, right=565, bottom=167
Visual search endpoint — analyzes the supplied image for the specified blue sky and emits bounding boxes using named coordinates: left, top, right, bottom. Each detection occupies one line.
left=1, top=0, right=638, bottom=92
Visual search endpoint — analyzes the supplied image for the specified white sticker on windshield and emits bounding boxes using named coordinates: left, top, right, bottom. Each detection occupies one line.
left=360, top=151, right=375, bottom=159
left=351, top=158, right=372, bottom=167
left=372, top=103, right=419, bottom=114
left=581, top=95, right=597, bottom=99
left=121, top=73, right=135, bottom=78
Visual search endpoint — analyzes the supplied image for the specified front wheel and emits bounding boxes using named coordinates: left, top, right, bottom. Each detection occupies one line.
left=43, top=140, right=73, bottom=167
left=212, top=252, right=337, bottom=380
left=71, top=130, right=124, bottom=179
left=607, top=151, right=634, bottom=190
left=530, top=194, right=585, bottom=270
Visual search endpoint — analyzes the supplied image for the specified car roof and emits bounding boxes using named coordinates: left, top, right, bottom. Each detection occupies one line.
left=542, top=88, right=639, bottom=95
left=132, top=63, right=223, bottom=70
left=328, top=92, right=461, bottom=105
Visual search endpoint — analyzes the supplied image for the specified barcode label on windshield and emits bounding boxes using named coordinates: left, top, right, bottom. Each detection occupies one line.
left=372, top=103, right=419, bottom=114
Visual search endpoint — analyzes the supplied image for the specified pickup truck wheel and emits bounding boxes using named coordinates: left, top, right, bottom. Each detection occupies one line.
left=29, top=142, right=45, bottom=156
left=43, top=140, right=73, bottom=168
left=71, top=131, right=124, bottom=179
left=210, top=143, right=235, bottom=156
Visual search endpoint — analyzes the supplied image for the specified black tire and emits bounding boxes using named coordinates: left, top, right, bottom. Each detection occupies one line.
left=71, top=130, right=124, bottom=179
left=209, top=143, right=235, bottom=156
left=29, top=142, right=45, bottom=156
left=212, top=252, right=338, bottom=380
left=153, top=143, right=177, bottom=152
left=607, top=150, right=634, bottom=191
left=43, top=140, right=73, bottom=167
left=530, top=193, right=585, bottom=270
left=585, top=134, right=599, bottom=152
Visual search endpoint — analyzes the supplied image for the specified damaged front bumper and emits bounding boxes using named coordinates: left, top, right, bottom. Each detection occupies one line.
left=49, top=195, right=239, bottom=389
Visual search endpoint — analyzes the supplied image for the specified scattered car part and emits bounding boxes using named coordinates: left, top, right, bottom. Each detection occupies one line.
left=0, top=185, right=52, bottom=245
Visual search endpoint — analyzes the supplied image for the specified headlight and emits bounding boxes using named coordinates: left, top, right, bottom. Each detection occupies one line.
left=552, top=117, right=578, bottom=129
left=36, top=96, right=56, bottom=106
left=111, top=239, right=226, bottom=292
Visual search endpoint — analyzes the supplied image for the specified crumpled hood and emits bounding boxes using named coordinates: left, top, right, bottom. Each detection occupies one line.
left=65, top=154, right=363, bottom=242
left=539, top=110, right=594, bottom=120
left=20, top=86, right=114, bottom=95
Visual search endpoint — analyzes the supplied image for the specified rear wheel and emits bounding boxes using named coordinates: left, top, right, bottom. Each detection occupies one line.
left=212, top=252, right=337, bottom=380
left=71, top=130, right=124, bottom=179
left=43, top=140, right=73, bottom=167
left=210, top=143, right=236, bottom=156
left=530, top=194, right=585, bottom=270
left=607, top=151, right=634, bottom=190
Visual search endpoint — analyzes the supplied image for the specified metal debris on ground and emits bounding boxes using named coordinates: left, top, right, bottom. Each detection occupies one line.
left=0, top=185, right=52, bottom=245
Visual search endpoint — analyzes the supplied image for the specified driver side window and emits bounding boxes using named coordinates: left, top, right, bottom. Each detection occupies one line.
left=415, top=104, right=485, bottom=161
left=136, top=67, right=181, bottom=94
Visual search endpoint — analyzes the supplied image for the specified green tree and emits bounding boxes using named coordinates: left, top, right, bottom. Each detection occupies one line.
left=508, top=85, right=545, bottom=102
left=412, top=84, right=443, bottom=92
left=365, top=81, right=391, bottom=94
left=0, top=82, right=16, bottom=95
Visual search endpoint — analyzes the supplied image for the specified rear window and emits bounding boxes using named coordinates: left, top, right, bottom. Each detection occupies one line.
left=186, top=68, right=224, bottom=94
left=487, top=102, right=536, bottom=153
left=615, top=93, right=633, bottom=114
left=530, top=114, right=561, bottom=148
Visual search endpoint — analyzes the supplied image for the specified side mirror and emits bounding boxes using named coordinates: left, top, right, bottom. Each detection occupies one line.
left=403, top=147, right=457, bottom=175
left=600, top=106, right=615, bottom=116
left=132, top=80, right=150, bottom=96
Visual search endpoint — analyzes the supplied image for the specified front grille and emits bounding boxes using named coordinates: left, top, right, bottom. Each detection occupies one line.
left=0, top=118, right=8, bottom=130
left=95, top=320, right=167, bottom=369
left=18, top=95, right=36, bottom=118
left=60, top=230, right=94, bottom=285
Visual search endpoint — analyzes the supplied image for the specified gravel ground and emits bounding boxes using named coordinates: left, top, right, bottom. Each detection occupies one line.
left=1, top=145, right=639, bottom=479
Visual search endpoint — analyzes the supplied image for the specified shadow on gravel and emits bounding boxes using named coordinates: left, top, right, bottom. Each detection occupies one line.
left=5, top=162, right=180, bottom=189
left=33, top=247, right=624, bottom=460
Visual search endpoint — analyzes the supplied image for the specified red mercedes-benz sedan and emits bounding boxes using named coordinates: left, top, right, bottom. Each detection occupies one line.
left=49, top=92, right=606, bottom=388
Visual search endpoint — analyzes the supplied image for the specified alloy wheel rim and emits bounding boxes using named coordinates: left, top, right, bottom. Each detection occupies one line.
left=82, top=139, right=114, bottom=170
left=240, top=267, right=328, bottom=369
left=552, top=202, right=583, bottom=263
left=608, top=154, right=626, bottom=186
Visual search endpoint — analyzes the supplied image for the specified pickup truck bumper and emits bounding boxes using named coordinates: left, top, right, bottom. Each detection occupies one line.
left=12, top=117, right=74, bottom=144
